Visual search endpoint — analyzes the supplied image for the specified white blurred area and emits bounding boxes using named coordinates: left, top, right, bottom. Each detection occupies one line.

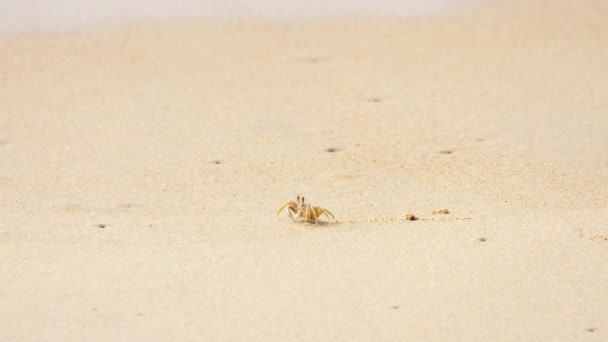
left=1, top=0, right=482, bottom=31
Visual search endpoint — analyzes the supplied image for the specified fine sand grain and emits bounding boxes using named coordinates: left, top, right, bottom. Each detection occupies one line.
left=1, top=0, right=607, bottom=340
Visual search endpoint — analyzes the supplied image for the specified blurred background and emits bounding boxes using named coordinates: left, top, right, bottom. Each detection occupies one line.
left=1, top=0, right=483, bottom=31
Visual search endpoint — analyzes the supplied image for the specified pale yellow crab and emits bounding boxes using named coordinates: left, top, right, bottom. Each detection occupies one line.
left=276, top=196, right=335, bottom=224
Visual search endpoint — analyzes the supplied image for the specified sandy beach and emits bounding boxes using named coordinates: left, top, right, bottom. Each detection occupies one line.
left=1, top=0, right=607, bottom=340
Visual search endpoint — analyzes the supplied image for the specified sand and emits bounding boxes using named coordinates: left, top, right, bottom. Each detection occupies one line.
left=1, top=0, right=607, bottom=340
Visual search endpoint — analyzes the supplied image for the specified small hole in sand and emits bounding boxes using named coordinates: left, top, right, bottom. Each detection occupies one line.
left=370, top=98, right=382, bottom=103
left=478, top=238, right=487, bottom=242
left=586, top=328, right=596, bottom=333
left=391, top=305, right=400, bottom=310
left=325, top=148, right=338, bottom=153
left=406, top=214, right=418, bottom=221
left=439, top=150, right=454, bottom=154
left=96, top=224, right=106, bottom=229
left=213, top=160, right=221, bottom=164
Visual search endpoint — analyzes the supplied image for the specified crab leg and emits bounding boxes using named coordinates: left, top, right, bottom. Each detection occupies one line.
left=276, top=202, right=291, bottom=216
left=287, top=208, right=296, bottom=222
left=294, top=209, right=304, bottom=222
left=321, top=208, right=335, bottom=222
left=306, top=205, right=318, bottom=224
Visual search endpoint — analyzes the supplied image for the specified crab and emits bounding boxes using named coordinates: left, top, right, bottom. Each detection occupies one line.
left=276, top=196, right=335, bottom=224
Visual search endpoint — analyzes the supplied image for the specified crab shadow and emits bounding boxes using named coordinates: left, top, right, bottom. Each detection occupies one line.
left=301, top=220, right=335, bottom=227
left=277, top=217, right=339, bottom=227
